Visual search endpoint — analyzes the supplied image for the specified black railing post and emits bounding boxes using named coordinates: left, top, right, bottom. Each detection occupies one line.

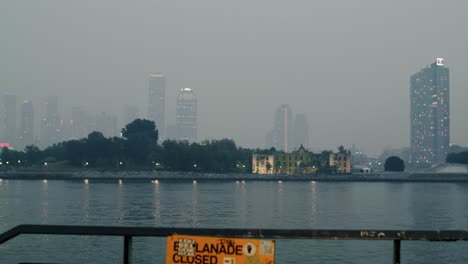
left=124, top=235, right=133, bottom=264
left=393, top=240, right=401, bottom=264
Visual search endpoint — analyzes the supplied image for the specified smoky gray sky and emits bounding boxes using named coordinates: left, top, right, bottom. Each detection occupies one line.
left=1, top=0, right=467, bottom=156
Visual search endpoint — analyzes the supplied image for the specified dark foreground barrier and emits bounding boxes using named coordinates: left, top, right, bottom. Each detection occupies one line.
left=1, top=225, right=468, bottom=264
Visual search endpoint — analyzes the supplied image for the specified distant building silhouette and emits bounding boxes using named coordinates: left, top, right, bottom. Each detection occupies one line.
left=293, top=113, right=309, bottom=150
left=266, top=104, right=292, bottom=152
left=165, top=124, right=177, bottom=140
left=176, top=88, right=197, bottom=142
left=147, top=73, right=166, bottom=140
left=123, top=105, right=139, bottom=127
left=40, top=96, right=62, bottom=147
left=71, top=107, right=93, bottom=140
left=95, top=112, right=118, bottom=138
left=410, top=58, right=450, bottom=164
left=1, top=93, right=17, bottom=146
left=18, top=100, right=34, bottom=149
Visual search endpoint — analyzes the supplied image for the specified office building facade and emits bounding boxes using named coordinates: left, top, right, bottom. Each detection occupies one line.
left=176, top=88, right=197, bottom=142
left=2, top=93, right=17, bottom=145
left=18, top=100, right=34, bottom=149
left=293, top=113, right=309, bottom=150
left=147, top=73, right=166, bottom=139
left=266, top=104, right=292, bottom=152
left=410, top=58, right=450, bottom=164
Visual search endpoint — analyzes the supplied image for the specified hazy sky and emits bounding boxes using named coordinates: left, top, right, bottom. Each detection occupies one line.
left=1, top=0, right=467, bottom=156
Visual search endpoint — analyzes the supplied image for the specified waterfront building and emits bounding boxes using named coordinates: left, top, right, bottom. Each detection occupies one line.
left=252, top=154, right=275, bottom=175
left=410, top=58, right=450, bottom=164
left=266, top=104, right=292, bottom=152
left=1, top=93, right=17, bottom=145
left=253, top=146, right=352, bottom=175
left=176, top=88, right=197, bottom=142
left=329, top=151, right=352, bottom=174
left=18, top=100, right=34, bottom=149
left=293, top=113, right=309, bottom=150
left=148, top=73, right=166, bottom=140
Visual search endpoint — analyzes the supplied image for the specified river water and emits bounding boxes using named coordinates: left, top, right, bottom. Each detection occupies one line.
left=1, top=179, right=468, bottom=263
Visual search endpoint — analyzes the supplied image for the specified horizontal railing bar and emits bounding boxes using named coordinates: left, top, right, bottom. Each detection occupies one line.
left=2, top=225, right=468, bottom=246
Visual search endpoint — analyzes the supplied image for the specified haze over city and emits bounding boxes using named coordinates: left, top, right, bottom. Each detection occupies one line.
left=1, top=0, right=467, bottom=156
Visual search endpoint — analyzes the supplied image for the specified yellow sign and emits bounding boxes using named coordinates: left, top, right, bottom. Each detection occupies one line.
left=166, top=235, right=275, bottom=264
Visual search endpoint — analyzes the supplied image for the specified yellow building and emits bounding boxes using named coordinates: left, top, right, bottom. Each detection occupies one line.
left=252, top=154, right=275, bottom=174
left=253, top=146, right=352, bottom=175
left=329, top=152, right=352, bottom=174
left=252, top=146, right=319, bottom=175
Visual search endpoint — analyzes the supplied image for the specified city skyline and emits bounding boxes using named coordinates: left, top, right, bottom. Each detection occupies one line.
left=0, top=56, right=463, bottom=159
left=1, top=1, right=468, bottom=156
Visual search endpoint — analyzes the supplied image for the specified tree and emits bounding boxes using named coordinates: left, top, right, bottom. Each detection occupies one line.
left=84, top=131, right=109, bottom=165
left=384, top=156, right=405, bottom=172
left=446, top=151, right=468, bottom=164
left=121, top=119, right=158, bottom=143
left=338, top=145, right=346, bottom=154
left=24, top=145, right=42, bottom=164
left=122, top=119, right=158, bottom=165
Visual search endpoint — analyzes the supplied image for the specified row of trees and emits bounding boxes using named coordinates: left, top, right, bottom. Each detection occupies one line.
left=446, top=151, right=468, bottom=165
left=0, top=119, right=255, bottom=172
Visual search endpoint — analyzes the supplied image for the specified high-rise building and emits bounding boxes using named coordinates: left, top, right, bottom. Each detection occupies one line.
left=176, top=88, right=197, bottom=142
left=165, top=124, right=177, bottom=140
left=267, top=104, right=292, bottom=152
left=148, top=73, right=166, bottom=139
left=18, top=100, right=34, bottom=149
left=71, top=107, right=93, bottom=140
left=95, top=112, right=118, bottom=138
left=41, top=96, right=61, bottom=147
left=2, top=93, right=17, bottom=145
left=123, top=105, right=139, bottom=127
left=410, top=58, right=450, bottom=164
left=293, top=113, right=309, bottom=150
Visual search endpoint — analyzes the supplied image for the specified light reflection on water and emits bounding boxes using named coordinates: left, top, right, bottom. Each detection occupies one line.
left=1, top=180, right=468, bottom=263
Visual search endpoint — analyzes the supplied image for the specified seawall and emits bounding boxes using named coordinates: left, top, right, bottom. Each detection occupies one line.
left=1, top=171, right=468, bottom=182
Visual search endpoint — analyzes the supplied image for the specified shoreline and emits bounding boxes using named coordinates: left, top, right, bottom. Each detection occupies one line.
left=1, top=171, right=468, bottom=182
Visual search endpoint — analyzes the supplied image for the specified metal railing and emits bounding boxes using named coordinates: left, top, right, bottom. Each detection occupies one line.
left=1, top=225, right=468, bottom=264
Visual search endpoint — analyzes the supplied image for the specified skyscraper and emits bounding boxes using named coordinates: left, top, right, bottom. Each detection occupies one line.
left=266, top=104, right=292, bottom=152
left=293, top=113, right=309, bottom=150
left=2, top=93, right=17, bottom=145
left=176, top=88, right=197, bottom=142
left=18, top=100, right=34, bottom=149
left=95, top=112, right=118, bottom=138
left=148, top=73, right=166, bottom=140
left=71, top=106, right=93, bottom=140
left=123, top=105, right=139, bottom=127
left=410, top=58, right=450, bottom=164
left=41, top=96, right=61, bottom=147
